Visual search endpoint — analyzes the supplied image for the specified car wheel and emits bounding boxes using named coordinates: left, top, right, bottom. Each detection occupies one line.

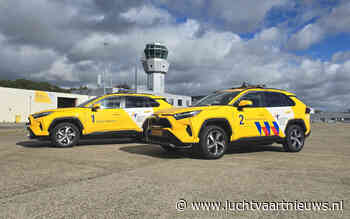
left=196, top=125, right=228, bottom=159
left=283, top=124, right=305, bottom=152
left=51, top=123, right=80, bottom=147
left=136, top=120, right=150, bottom=143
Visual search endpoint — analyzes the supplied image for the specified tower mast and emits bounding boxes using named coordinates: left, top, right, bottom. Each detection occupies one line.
left=141, top=42, right=169, bottom=93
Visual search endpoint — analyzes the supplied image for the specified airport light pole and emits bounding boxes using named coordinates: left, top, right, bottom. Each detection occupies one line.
left=102, top=42, right=109, bottom=95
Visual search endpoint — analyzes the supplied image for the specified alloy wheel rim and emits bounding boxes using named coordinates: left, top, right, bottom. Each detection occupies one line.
left=56, top=126, right=76, bottom=146
left=206, top=130, right=225, bottom=156
left=289, top=128, right=304, bottom=150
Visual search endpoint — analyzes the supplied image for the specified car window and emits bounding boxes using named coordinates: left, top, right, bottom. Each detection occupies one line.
left=193, top=91, right=240, bottom=106
left=98, top=96, right=122, bottom=109
left=264, top=92, right=295, bottom=107
left=237, top=92, right=264, bottom=107
left=126, top=96, right=147, bottom=108
left=148, top=98, right=160, bottom=107
left=77, top=96, right=101, bottom=107
left=125, top=96, right=159, bottom=108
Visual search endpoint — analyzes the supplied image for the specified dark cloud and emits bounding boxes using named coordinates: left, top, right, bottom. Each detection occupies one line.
left=0, top=0, right=349, bottom=111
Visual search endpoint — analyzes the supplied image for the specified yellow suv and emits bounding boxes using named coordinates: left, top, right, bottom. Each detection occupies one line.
left=148, top=85, right=311, bottom=159
left=27, top=93, right=171, bottom=147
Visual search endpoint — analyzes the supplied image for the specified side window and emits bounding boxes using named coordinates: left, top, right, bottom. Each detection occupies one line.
left=238, top=92, right=264, bottom=107
left=147, top=98, right=160, bottom=107
left=98, top=96, right=121, bottom=109
left=264, top=92, right=295, bottom=107
left=126, top=96, right=147, bottom=108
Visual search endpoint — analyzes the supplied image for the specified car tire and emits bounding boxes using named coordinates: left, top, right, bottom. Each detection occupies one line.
left=283, top=124, right=305, bottom=152
left=51, top=122, right=80, bottom=147
left=136, top=120, right=150, bottom=143
left=195, top=125, right=228, bottom=159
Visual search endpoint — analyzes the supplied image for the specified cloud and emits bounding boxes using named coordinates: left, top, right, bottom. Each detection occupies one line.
left=287, top=24, right=325, bottom=50
left=120, top=4, right=172, bottom=25
left=287, top=0, right=350, bottom=50
left=0, top=0, right=349, bottom=111
left=154, top=0, right=289, bottom=32
left=0, top=33, right=58, bottom=80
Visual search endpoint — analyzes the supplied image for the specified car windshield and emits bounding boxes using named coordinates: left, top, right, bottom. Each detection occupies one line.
left=77, top=96, right=101, bottom=107
left=193, top=91, right=240, bottom=106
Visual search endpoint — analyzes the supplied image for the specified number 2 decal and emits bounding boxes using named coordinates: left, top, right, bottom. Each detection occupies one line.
left=239, top=114, right=244, bottom=125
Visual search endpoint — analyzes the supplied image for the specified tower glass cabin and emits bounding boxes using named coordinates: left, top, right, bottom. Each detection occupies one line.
left=142, top=43, right=169, bottom=93
left=144, top=43, right=168, bottom=59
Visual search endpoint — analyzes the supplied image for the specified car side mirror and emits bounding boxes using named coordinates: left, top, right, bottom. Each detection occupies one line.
left=238, top=100, right=253, bottom=111
left=92, top=103, right=101, bottom=112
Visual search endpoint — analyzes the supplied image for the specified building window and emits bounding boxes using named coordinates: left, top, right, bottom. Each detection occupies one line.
left=178, top=99, right=183, bottom=106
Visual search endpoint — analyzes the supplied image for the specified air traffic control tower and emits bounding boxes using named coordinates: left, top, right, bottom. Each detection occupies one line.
left=142, top=42, right=169, bottom=93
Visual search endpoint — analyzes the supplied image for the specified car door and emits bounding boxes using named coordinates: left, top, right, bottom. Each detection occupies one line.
left=90, top=96, right=128, bottom=132
left=123, top=96, right=156, bottom=131
left=262, top=92, right=296, bottom=137
left=234, top=91, right=266, bottom=139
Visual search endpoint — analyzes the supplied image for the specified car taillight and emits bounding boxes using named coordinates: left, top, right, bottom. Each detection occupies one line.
left=305, top=107, right=311, bottom=114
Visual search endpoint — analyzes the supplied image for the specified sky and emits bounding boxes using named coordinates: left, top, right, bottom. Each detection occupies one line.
left=0, top=0, right=349, bottom=111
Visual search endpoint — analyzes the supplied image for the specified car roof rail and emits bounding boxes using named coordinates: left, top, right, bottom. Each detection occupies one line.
left=231, top=82, right=266, bottom=89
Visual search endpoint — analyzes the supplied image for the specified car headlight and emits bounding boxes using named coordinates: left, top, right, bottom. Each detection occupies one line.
left=32, top=112, right=53, bottom=119
left=173, top=110, right=201, bottom=120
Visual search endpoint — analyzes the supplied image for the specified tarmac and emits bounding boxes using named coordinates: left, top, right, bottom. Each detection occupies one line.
left=0, top=123, right=348, bottom=218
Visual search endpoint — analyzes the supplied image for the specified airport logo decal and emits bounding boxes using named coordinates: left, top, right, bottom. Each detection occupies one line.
left=255, top=121, right=280, bottom=136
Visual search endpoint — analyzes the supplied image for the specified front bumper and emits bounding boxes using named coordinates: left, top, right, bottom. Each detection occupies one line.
left=147, top=115, right=198, bottom=148
left=26, top=116, right=50, bottom=139
left=26, top=127, right=50, bottom=140
left=147, top=129, right=193, bottom=148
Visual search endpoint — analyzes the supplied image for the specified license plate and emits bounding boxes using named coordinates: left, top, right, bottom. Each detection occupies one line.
left=151, top=129, right=162, bottom=136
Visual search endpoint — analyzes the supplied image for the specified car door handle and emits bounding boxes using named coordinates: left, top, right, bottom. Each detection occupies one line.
left=112, top=113, right=120, bottom=116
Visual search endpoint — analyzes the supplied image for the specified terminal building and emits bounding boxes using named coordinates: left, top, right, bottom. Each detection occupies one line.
left=0, top=87, right=90, bottom=123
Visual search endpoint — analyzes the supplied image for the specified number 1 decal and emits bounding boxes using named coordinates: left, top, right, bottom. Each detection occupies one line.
left=239, top=114, right=244, bottom=125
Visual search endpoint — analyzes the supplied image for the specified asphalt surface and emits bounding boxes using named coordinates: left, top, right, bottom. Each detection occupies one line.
left=0, top=123, right=349, bottom=218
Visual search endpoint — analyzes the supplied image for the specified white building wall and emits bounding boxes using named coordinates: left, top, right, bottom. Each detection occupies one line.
left=0, top=87, right=91, bottom=123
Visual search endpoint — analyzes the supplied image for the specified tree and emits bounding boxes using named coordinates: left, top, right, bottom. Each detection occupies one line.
left=0, top=78, right=71, bottom=93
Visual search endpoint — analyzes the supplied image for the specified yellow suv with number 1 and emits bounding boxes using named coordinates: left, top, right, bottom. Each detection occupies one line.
left=27, top=93, right=171, bottom=147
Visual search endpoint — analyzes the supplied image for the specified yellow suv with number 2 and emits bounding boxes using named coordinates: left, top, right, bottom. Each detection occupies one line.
left=27, top=93, right=171, bottom=147
left=148, top=85, right=311, bottom=159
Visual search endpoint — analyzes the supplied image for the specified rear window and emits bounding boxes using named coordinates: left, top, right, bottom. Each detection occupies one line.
left=264, top=92, right=295, bottom=107
left=125, top=96, right=160, bottom=108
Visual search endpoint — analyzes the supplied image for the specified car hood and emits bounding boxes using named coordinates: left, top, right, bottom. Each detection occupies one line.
left=154, top=106, right=220, bottom=115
